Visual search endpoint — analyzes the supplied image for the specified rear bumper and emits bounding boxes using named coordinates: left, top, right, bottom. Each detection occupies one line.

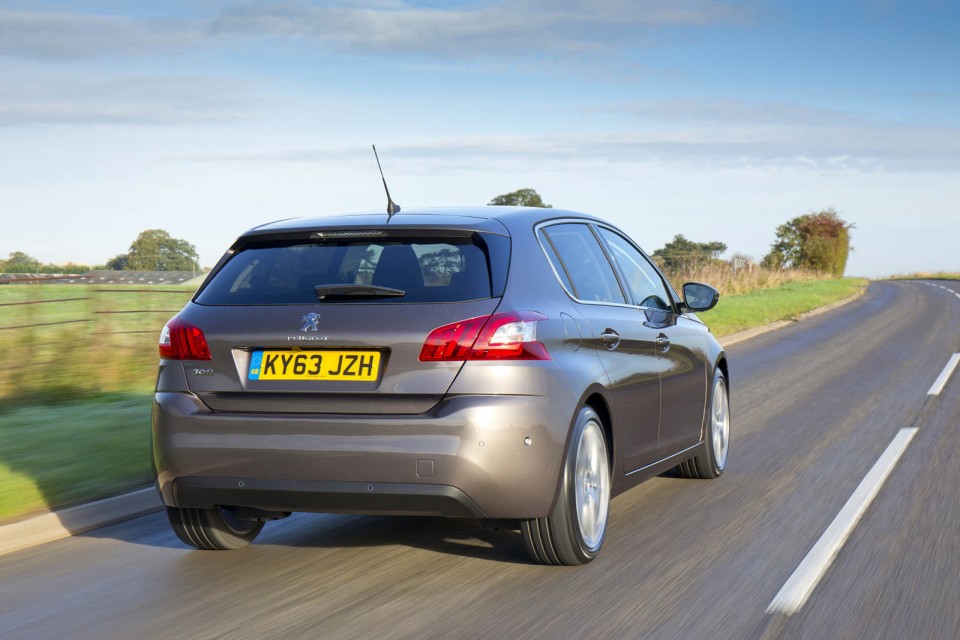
left=152, top=391, right=574, bottom=519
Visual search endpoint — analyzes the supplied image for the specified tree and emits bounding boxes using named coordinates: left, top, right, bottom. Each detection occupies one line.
left=105, top=253, right=129, bottom=270
left=763, top=209, right=853, bottom=276
left=3, top=251, right=41, bottom=273
left=111, top=229, right=199, bottom=271
left=651, top=235, right=727, bottom=270
left=488, top=188, right=552, bottom=208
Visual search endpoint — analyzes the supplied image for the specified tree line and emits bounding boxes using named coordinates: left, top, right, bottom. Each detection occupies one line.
left=2, top=191, right=853, bottom=276
left=2, top=230, right=199, bottom=274
left=489, top=188, right=853, bottom=276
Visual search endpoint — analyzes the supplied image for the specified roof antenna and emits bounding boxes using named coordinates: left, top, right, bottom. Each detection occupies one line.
left=372, top=145, right=400, bottom=218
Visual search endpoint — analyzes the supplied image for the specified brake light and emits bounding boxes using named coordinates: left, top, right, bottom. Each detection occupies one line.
left=419, top=316, right=487, bottom=361
left=419, top=312, right=550, bottom=362
left=159, top=317, right=211, bottom=360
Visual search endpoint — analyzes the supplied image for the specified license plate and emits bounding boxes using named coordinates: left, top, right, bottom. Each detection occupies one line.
left=248, top=350, right=381, bottom=381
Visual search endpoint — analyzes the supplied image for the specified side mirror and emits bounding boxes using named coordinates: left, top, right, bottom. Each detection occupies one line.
left=681, top=282, right=720, bottom=312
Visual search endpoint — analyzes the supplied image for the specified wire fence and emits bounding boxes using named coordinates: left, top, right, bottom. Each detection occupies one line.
left=0, top=282, right=195, bottom=404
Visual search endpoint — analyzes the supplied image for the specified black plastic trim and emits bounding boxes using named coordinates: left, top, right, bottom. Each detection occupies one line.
left=171, top=477, right=487, bottom=518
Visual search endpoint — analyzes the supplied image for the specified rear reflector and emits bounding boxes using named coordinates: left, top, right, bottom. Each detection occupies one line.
left=420, top=312, right=550, bottom=362
left=159, top=317, right=211, bottom=360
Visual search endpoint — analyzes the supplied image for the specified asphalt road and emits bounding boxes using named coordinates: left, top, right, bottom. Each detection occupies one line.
left=2, top=280, right=958, bottom=640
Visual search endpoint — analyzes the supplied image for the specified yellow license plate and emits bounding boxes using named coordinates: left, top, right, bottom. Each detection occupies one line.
left=248, top=350, right=381, bottom=381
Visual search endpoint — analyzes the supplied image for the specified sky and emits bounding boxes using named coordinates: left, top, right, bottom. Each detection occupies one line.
left=1, top=0, right=958, bottom=277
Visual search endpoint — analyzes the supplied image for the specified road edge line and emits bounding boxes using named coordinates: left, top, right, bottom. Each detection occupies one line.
left=927, top=353, right=960, bottom=396
left=766, top=427, right=919, bottom=616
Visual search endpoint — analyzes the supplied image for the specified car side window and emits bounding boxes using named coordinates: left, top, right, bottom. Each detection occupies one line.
left=540, top=224, right=626, bottom=304
left=597, top=228, right=673, bottom=311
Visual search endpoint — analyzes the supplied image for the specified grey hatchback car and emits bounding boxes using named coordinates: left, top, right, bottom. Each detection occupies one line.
left=153, top=207, right=729, bottom=565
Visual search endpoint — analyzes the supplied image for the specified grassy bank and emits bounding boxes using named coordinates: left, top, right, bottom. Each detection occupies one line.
left=0, top=393, right=153, bottom=524
left=661, top=262, right=824, bottom=297
left=0, top=284, right=188, bottom=522
left=0, top=277, right=867, bottom=524
left=698, top=277, right=868, bottom=337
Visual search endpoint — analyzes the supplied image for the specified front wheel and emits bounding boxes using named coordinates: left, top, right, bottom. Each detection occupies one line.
left=522, top=407, right=611, bottom=565
left=677, top=367, right=730, bottom=479
left=166, top=506, right=264, bottom=550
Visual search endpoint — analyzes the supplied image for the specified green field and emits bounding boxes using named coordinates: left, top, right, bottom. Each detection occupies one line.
left=0, top=284, right=195, bottom=404
left=0, top=277, right=867, bottom=523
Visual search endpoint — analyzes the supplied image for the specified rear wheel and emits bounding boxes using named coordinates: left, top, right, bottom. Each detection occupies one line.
left=166, top=506, right=264, bottom=550
left=522, top=407, right=611, bottom=565
left=677, top=368, right=729, bottom=479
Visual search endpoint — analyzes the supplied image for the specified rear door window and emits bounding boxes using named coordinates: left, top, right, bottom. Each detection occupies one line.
left=539, top=224, right=625, bottom=304
left=196, top=234, right=505, bottom=305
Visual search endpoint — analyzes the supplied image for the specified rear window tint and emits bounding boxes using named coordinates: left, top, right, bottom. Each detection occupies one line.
left=196, top=233, right=507, bottom=305
left=539, top=224, right=625, bottom=304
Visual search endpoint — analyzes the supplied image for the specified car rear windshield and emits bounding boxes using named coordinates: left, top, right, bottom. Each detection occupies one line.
left=195, top=232, right=509, bottom=305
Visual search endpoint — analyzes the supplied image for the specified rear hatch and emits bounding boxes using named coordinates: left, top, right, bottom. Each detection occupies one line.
left=172, top=225, right=510, bottom=414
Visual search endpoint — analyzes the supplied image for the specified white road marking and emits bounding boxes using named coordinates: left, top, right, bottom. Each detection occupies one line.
left=928, top=353, right=960, bottom=396
left=767, top=428, right=919, bottom=616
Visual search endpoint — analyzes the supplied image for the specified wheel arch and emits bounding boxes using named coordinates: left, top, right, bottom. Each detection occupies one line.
left=582, top=392, right=614, bottom=473
left=700, top=354, right=729, bottom=443
left=543, top=384, right=616, bottom=515
left=716, top=353, right=729, bottom=391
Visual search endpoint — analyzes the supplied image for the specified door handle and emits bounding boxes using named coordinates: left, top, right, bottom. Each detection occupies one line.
left=656, top=334, right=671, bottom=352
left=600, top=329, right=621, bottom=350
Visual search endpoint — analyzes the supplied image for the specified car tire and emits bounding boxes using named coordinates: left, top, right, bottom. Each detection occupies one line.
left=521, top=406, right=611, bottom=565
left=166, top=506, right=264, bottom=550
left=677, top=368, right=730, bottom=479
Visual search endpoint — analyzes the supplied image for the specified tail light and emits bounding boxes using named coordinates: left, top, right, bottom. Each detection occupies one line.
left=419, top=316, right=488, bottom=361
left=159, top=317, right=211, bottom=360
left=419, top=312, right=550, bottom=362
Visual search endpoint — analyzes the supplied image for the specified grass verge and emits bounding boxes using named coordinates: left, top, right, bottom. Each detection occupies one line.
left=0, top=393, right=153, bottom=524
left=697, top=277, right=868, bottom=337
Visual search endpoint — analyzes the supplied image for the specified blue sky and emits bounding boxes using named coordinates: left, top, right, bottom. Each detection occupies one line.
left=1, top=0, right=958, bottom=276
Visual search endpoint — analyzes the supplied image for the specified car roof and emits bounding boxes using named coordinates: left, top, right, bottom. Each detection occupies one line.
left=240, top=207, right=604, bottom=239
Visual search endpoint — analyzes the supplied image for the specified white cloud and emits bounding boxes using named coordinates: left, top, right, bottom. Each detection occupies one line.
left=613, top=98, right=870, bottom=127
left=210, top=0, right=743, bottom=57
left=609, top=98, right=960, bottom=171
left=181, top=111, right=960, bottom=173
left=0, top=9, right=202, bottom=60
left=0, top=75, right=258, bottom=126
left=0, top=2, right=746, bottom=62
